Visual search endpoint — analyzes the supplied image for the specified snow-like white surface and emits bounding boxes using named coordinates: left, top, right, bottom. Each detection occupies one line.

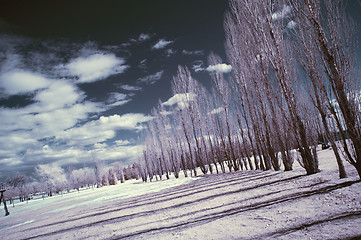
left=0, top=147, right=360, bottom=240
left=0, top=176, right=199, bottom=231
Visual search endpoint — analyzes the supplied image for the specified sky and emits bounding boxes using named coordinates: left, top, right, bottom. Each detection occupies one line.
left=0, top=0, right=230, bottom=179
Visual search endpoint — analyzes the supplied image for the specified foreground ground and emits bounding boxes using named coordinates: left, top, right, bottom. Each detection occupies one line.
left=0, top=147, right=361, bottom=239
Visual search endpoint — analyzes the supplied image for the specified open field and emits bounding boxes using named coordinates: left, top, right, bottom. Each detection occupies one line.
left=1, top=147, right=361, bottom=240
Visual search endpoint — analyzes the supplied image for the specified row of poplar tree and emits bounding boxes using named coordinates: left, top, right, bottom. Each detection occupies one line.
left=138, top=0, right=361, bottom=181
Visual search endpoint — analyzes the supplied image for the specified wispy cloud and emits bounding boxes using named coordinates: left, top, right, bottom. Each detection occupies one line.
left=138, top=59, right=147, bottom=70
left=106, top=92, right=131, bottom=107
left=137, top=70, right=164, bottom=84
left=165, top=49, right=177, bottom=57
left=66, top=53, right=128, bottom=83
left=152, top=39, right=173, bottom=49
left=190, top=61, right=232, bottom=74
left=182, top=49, right=204, bottom=55
left=192, top=60, right=205, bottom=72
left=118, top=84, right=142, bottom=91
left=138, top=33, right=151, bottom=41
left=129, top=33, right=152, bottom=44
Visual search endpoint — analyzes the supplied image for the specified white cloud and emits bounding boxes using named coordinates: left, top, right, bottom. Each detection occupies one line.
left=0, top=102, right=102, bottom=153
left=0, top=70, right=51, bottom=95
left=287, top=20, right=297, bottom=29
left=22, top=146, right=90, bottom=168
left=163, top=93, right=196, bottom=109
left=137, top=70, right=164, bottom=84
left=272, top=5, right=291, bottom=21
left=98, top=113, right=153, bottom=130
left=32, top=103, right=101, bottom=138
left=0, top=157, right=23, bottom=167
left=115, top=140, right=131, bottom=146
left=93, top=144, right=141, bottom=163
left=34, top=81, right=84, bottom=111
left=0, top=131, right=38, bottom=157
left=57, top=113, right=153, bottom=146
left=152, top=39, right=173, bottom=49
left=67, top=53, right=128, bottom=83
left=210, top=107, right=223, bottom=115
left=206, top=63, right=232, bottom=73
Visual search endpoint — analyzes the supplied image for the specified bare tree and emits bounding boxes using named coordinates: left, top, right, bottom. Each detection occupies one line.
left=172, top=66, right=209, bottom=175
left=208, top=52, right=240, bottom=171
left=148, top=116, right=170, bottom=180
left=292, top=15, right=347, bottom=178
left=290, top=0, right=360, bottom=178
left=226, top=0, right=318, bottom=174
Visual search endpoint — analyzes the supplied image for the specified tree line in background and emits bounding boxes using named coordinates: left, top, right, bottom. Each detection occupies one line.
left=139, top=0, right=361, bottom=181
left=0, top=159, right=141, bottom=206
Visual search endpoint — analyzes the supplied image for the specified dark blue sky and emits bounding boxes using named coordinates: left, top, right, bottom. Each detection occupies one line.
left=0, top=0, right=229, bottom=178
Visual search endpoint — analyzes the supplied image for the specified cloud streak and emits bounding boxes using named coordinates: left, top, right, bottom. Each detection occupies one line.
left=137, top=70, right=164, bottom=84
left=152, top=39, right=173, bottom=49
left=106, top=92, right=131, bottom=107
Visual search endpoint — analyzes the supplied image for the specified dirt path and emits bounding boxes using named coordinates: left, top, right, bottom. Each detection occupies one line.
left=1, top=165, right=361, bottom=240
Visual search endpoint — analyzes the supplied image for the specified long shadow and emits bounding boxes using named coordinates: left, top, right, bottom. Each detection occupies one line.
left=257, top=211, right=361, bottom=239
left=110, top=170, right=279, bottom=208
left=109, top=180, right=360, bottom=239
left=23, top=171, right=279, bottom=231
left=22, top=179, right=359, bottom=239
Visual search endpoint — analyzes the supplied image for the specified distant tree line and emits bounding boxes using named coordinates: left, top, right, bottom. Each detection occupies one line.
left=0, top=160, right=140, bottom=207
left=139, top=0, right=361, bottom=181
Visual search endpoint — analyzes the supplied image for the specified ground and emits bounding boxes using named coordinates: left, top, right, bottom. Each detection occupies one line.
left=0, top=147, right=361, bottom=239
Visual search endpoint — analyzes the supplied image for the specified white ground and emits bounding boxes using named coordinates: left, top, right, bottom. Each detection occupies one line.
left=0, top=147, right=361, bottom=240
